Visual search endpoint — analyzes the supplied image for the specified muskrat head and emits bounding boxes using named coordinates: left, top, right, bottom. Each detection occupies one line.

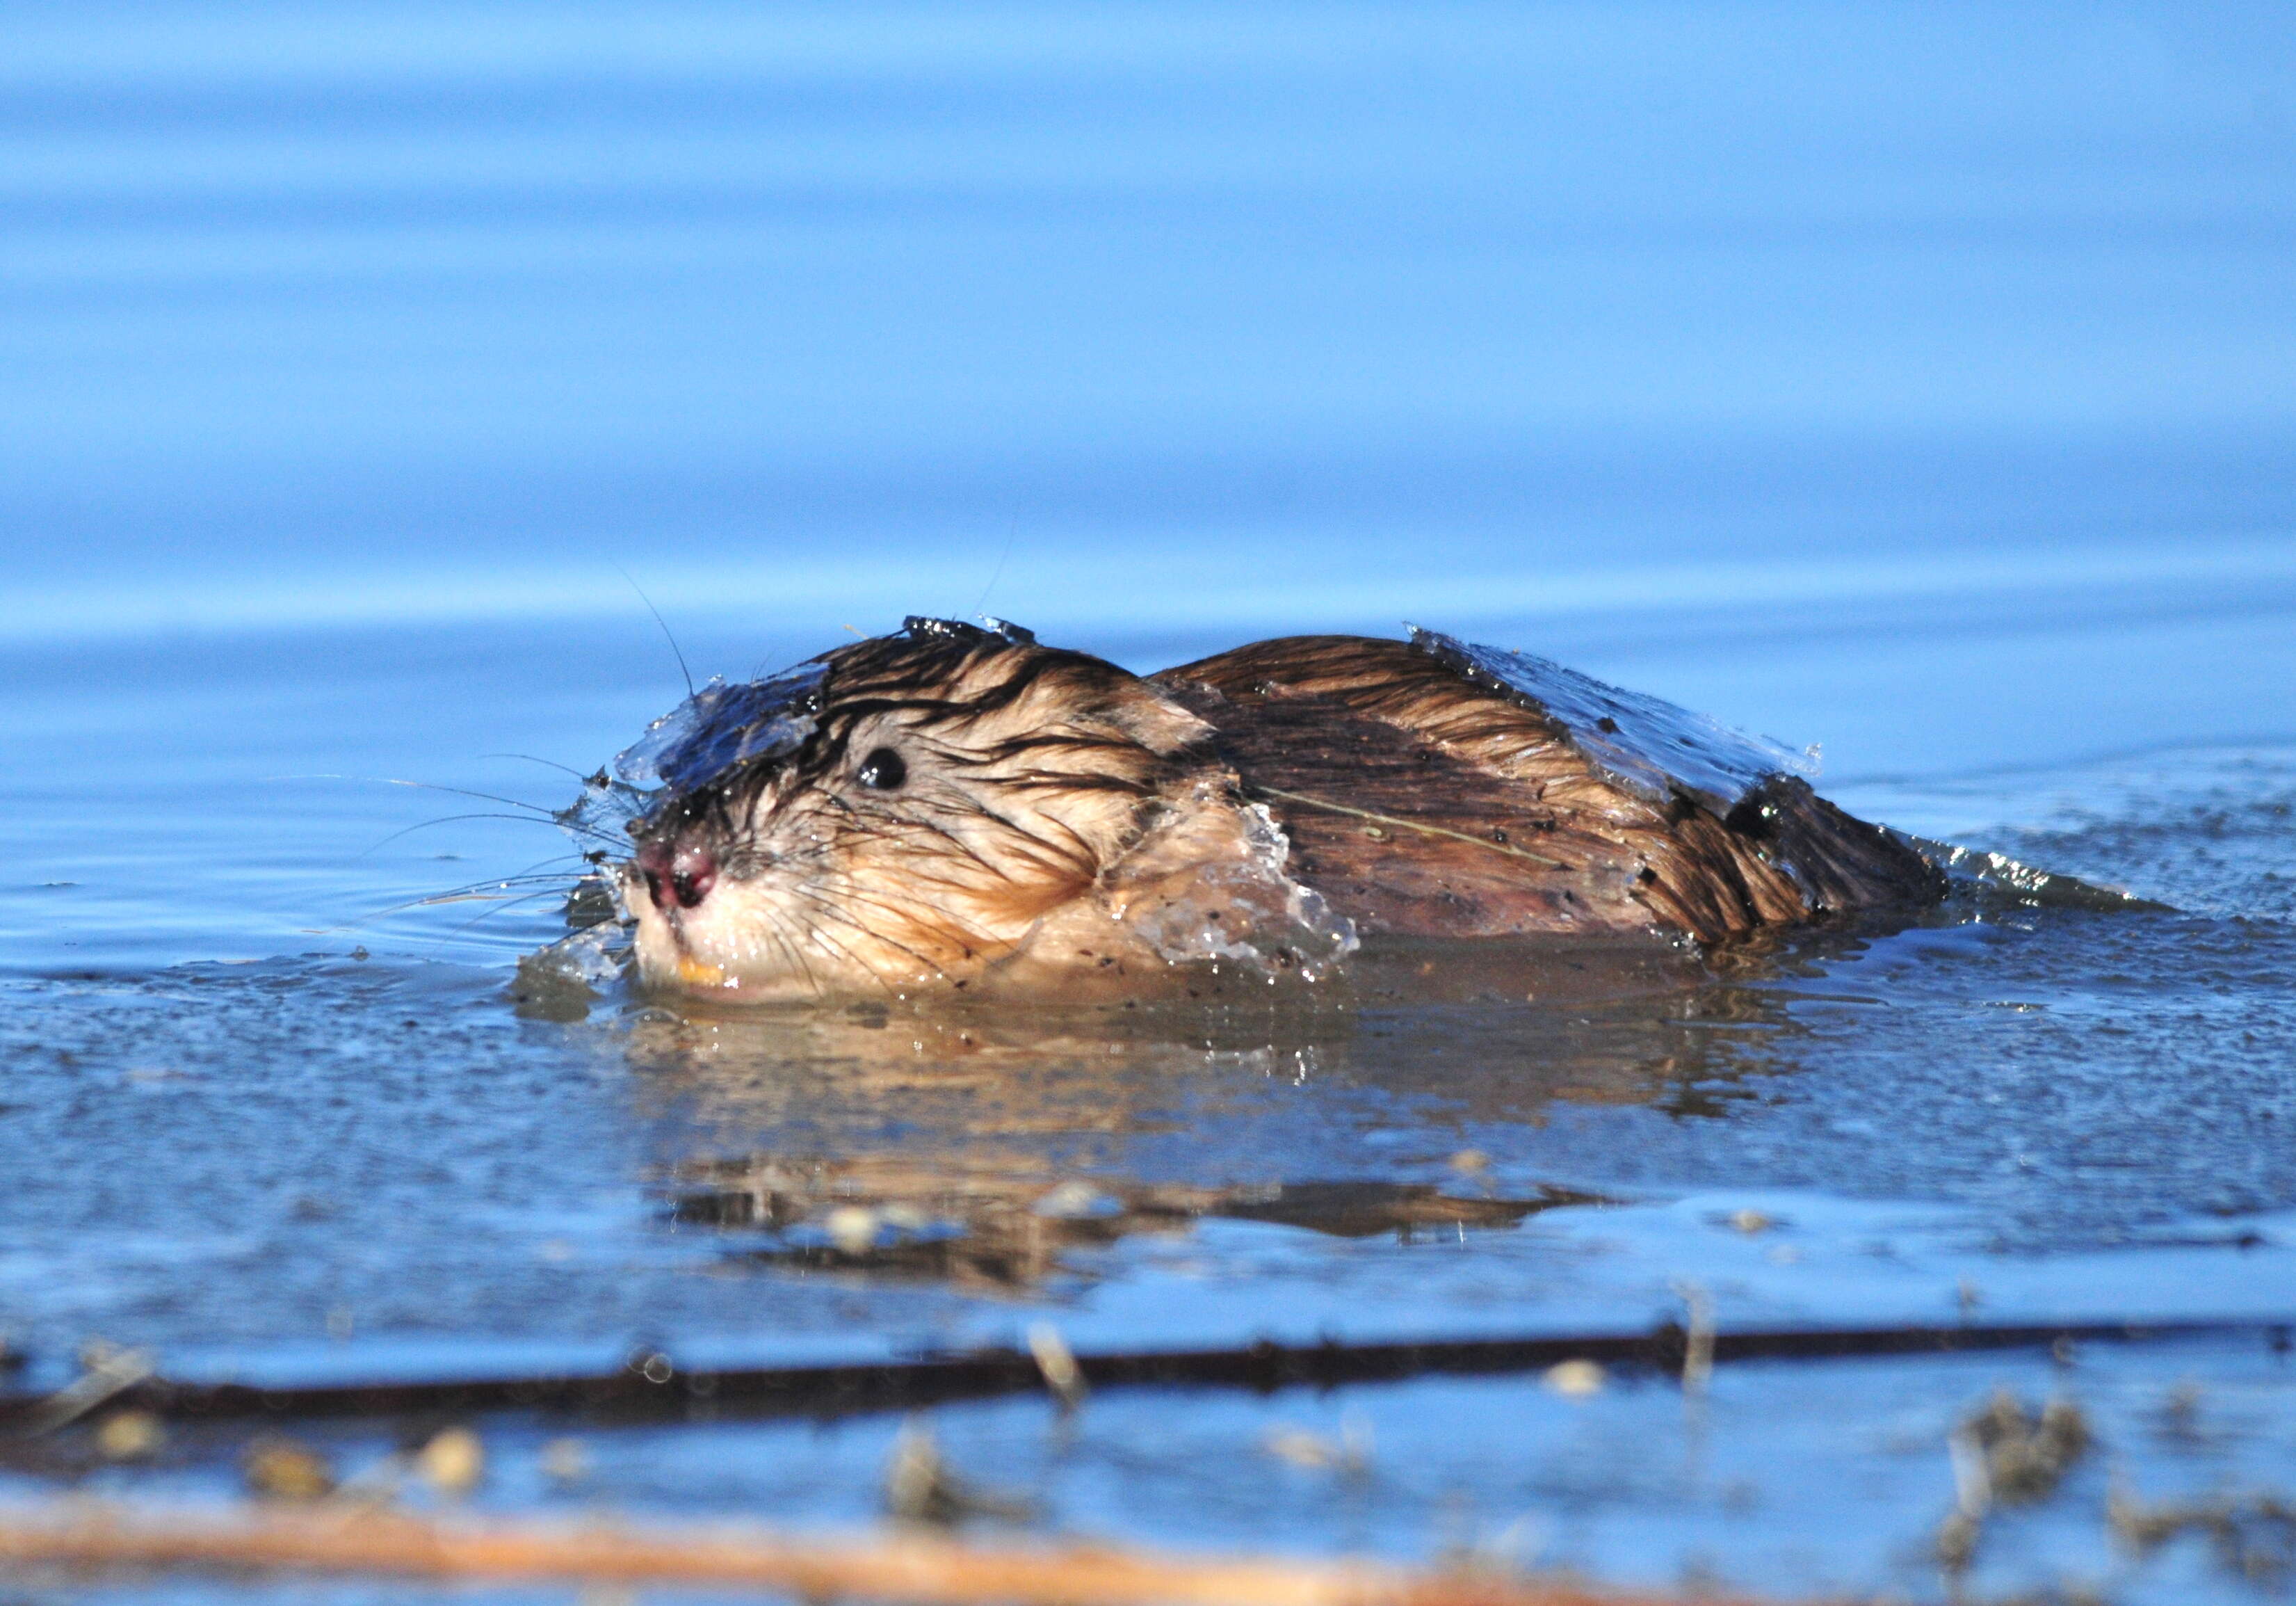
left=617, top=618, right=1221, bottom=1001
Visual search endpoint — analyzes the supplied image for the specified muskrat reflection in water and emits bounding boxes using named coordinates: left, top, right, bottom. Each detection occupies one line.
left=624, top=988, right=1777, bottom=1290
left=596, top=618, right=1941, bottom=1004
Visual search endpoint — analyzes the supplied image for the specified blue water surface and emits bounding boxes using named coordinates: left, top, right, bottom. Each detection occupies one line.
left=5, top=6, right=2296, bottom=1603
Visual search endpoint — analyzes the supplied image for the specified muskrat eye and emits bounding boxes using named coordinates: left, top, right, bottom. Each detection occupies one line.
left=855, top=747, right=907, bottom=791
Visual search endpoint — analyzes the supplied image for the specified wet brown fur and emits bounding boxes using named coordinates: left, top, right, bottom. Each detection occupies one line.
left=625, top=627, right=1940, bottom=999
left=624, top=628, right=1224, bottom=995
left=1152, top=635, right=1941, bottom=945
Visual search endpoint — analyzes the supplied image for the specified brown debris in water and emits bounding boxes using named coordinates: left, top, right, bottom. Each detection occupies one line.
left=1971, top=1392, right=2091, bottom=1504
left=1026, top=1322, right=1088, bottom=1411
left=241, top=1434, right=335, bottom=1502
left=1936, top=1390, right=2092, bottom=1572
left=93, top=1410, right=165, bottom=1462
left=1933, top=1508, right=1982, bottom=1574
left=884, top=1420, right=1037, bottom=1527
left=1262, top=1411, right=1373, bottom=1476
left=415, top=1426, right=485, bottom=1497
left=2108, top=1484, right=2296, bottom=1582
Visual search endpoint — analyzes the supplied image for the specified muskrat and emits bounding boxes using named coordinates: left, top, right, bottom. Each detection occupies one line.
left=606, top=618, right=1942, bottom=1002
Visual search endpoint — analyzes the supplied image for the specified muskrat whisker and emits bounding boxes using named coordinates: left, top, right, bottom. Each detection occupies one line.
left=764, top=895, right=898, bottom=999
left=542, top=808, right=636, bottom=849
left=366, top=780, right=633, bottom=851
left=742, top=906, right=820, bottom=997
left=382, top=778, right=567, bottom=817
left=442, top=887, right=576, bottom=938
left=785, top=883, right=932, bottom=949
left=477, top=753, right=600, bottom=782
left=615, top=563, right=697, bottom=699
left=796, top=880, right=992, bottom=951
left=314, top=860, right=591, bottom=938
left=774, top=920, right=834, bottom=999
left=392, top=855, right=596, bottom=915
left=359, top=812, right=593, bottom=857
left=380, top=877, right=591, bottom=919
left=558, top=825, right=630, bottom=851
left=420, top=866, right=594, bottom=901
left=428, top=881, right=583, bottom=910
left=788, top=889, right=954, bottom=981
left=778, top=910, right=889, bottom=997
left=329, top=883, right=557, bottom=936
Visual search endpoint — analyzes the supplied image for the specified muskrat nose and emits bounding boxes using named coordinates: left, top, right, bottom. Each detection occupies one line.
left=636, top=839, right=718, bottom=911
left=670, top=847, right=717, bottom=909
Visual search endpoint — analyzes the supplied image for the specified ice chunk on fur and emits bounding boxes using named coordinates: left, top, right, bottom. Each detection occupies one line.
left=1412, top=627, right=1812, bottom=810
left=1100, top=787, right=1357, bottom=983
left=615, top=661, right=830, bottom=794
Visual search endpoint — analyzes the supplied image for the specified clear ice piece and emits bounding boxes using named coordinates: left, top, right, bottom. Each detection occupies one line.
left=524, top=918, right=629, bottom=987
left=614, top=659, right=831, bottom=793
left=1410, top=627, right=1815, bottom=809
left=1900, top=835, right=2171, bottom=914
left=1120, top=794, right=1359, bottom=983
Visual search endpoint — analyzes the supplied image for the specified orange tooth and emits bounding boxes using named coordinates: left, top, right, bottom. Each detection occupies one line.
left=675, top=956, right=730, bottom=988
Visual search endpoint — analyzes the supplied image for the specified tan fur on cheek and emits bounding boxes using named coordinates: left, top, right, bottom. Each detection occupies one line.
left=618, top=637, right=1225, bottom=1001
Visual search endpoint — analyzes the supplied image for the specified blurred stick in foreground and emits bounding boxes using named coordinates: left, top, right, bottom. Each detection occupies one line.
left=0, top=1502, right=1724, bottom=1606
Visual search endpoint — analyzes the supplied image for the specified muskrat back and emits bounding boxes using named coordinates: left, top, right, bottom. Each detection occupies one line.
left=1154, top=631, right=1940, bottom=945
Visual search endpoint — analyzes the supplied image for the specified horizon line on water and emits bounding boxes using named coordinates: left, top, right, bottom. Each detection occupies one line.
left=4, top=530, right=2295, bottom=648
